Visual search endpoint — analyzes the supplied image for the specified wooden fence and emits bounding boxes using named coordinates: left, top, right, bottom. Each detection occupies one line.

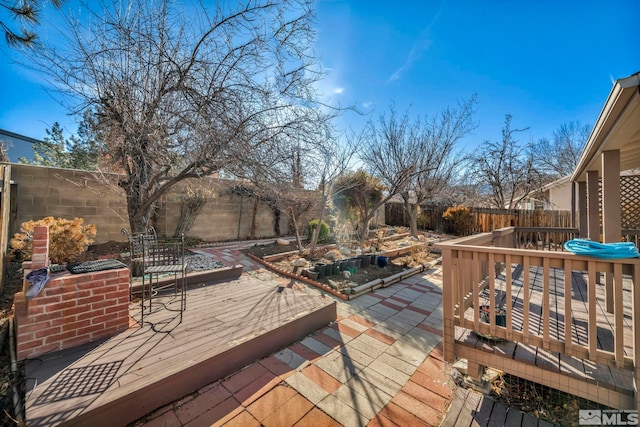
left=385, top=203, right=573, bottom=234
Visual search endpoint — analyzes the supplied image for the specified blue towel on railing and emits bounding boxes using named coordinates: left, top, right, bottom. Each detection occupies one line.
left=564, top=239, right=640, bottom=259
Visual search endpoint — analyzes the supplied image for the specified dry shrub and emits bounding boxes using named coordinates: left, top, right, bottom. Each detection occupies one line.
left=10, top=217, right=97, bottom=264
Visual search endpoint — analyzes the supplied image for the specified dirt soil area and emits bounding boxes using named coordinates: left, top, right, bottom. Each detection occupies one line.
left=244, top=238, right=437, bottom=291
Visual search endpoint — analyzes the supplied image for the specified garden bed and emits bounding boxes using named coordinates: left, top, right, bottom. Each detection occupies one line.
left=244, top=233, right=441, bottom=299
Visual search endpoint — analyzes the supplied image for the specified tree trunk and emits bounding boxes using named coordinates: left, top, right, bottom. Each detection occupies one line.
left=289, top=207, right=304, bottom=254
left=308, top=181, right=327, bottom=254
left=401, top=193, right=419, bottom=237
left=272, top=206, right=281, bottom=236
left=250, top=197, right=259, bottom=239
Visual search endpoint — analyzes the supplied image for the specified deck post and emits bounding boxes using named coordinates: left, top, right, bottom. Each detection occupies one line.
left=601, top=150, right=621, bottom=314
left=441, top=247, right=456, bottom=363
left=633, top=263, right=640, bottom=410
left=577, top=181, right=587, bottom=238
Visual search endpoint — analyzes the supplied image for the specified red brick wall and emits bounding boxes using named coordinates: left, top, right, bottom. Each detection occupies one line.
left=13, top=226, right=130, bottom=361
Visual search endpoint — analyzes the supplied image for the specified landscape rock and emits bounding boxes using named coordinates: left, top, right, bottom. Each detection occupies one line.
left=343, top=270, right=351, bottom=279
left=340, top=247, right=351, bottom=256
left=291, top=258, right=308, bottom=267
left=276, top=238, right=290, bottom=246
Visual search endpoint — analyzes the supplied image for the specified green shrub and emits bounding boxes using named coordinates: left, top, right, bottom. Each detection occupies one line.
left=307, top=219, right=330, bottom=242
left=10, top=216, right=97, bottom=264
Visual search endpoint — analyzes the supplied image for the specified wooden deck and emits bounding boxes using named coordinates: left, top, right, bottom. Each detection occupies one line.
left=23, top=273, right=336, bottom=426
left=454, top=264, right=636, bottom=408
left=441, top=387, right=558, bottom=427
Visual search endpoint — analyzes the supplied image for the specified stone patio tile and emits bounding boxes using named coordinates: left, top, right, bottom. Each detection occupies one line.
left=285, top=371, right=330, bottom=404
left=347, top=294, right=382, bottom=310
left=175, top=384, right=231, bottom=424
left=348, top=314, right=377, bottom=328
left=392, top=309, right=427, bottom=326
left=388, top=295, right=411, bottom=305
left=222, top=363, right=270, bottom=394
left=367, top=303, right=400, bottom=319
left=353, top=368, right=402, bottom=398
left=397, top=328, right=441, bottom=355
left=302, top=364, right=342, bottom=393
left=377, top=318, right=415, bottom=335
left=401, top=381, right=448, bottom=413
left=143, top=409, right=182, bottom=427
left=364, top=328, right=396, bottom=345
left=315, top=352, right=360, bottom=383
left=366, top=412, right=399, bottom=427
left=339, top=317, right=370, bottom=333
left=313, top=330, right=344, bottom=350
left=380, top=300, right=403, bottom=311
left=357, top=308, right=394, bottom=324
left=246, top=385, right=297, bottom=422
left=222, top=410, right=261, bottom=427
left=259, top=355, right=295, bottom=379
left=376, top=401, right=430, bottom=427
left=338, top=343, right=375, bottom=367
left=332, top=384, right=379, bottom=419
left=391, top=391, right=442, bottom=426
left=410, top=370, right=453, bottom=400
left=430, top=342, right=445, bottom=362
left=261, top=394, right=314, bottom=427
left=387, top=339, right=430, bottom=367
left=406, top=305, right=431, bottom=316
left=416, top=323, right=443, bottom=336
left=186, top=396, right=242, bottom=427
left=371, top=324, right=404, bottom=339
left=275, top=348, right=310, bottom=370
left=376, top=353, right=418, bottom=376
left=294, top=407, right=342, bottom=427
left=317, top=394, right=370, bottom=427
left=322, top=325, right=354, bottom=344
left=417, top=355, right=446, bottom=378
left=368, top=359, right=411, bottom=387
left=342, top=376, right=393, bottom=413
left=233, top=371, right=280, bottom=406
left=300, top=337, right=333, bottom=356
left=331, top=321, right=362, bottom=338
left=346, top=333, right=390, bottom=358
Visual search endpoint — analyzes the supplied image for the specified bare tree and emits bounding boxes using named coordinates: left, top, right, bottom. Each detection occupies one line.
left=531, top=121, right=591, bottom=179
left=26, top=0, right=329, bottom=233
left=332, top=169, right=385, bottom=248
left=305, top=135, right=358, bottom=253
left=399, top=97, right=476, bottom=236
left=357, top=99, right=475, bottom=239
left=469, top=114, right=542, bottom=209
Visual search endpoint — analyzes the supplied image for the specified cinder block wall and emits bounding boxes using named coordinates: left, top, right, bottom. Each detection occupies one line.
left=13, top=226, right=130, bottom=360
left=9, top=164, right=128, bottom=242
left=7, top=164, right=304, bottom=243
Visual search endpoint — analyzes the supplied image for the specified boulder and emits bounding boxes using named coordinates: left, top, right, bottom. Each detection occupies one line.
left=276, top=238, right=290, bottom=246
left=343, top=270, right=351, bottom=279
left=340, top=247, right=351, bottom=256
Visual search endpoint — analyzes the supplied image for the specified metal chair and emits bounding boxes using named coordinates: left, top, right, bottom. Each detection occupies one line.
left=140, top=234, right=189, bottom=324
left=121, top=228, right=158, bottom=300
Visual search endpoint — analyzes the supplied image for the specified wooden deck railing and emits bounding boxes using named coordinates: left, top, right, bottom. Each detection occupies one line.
left=438, top=226, right=640, bottom=408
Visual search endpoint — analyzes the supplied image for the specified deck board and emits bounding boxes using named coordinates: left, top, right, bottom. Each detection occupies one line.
left=455, top=264, right=635, bottom=400
left=24, top=275, right=336, bottom=427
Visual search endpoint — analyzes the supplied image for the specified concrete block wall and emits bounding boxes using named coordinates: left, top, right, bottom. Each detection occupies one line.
left=10, top=164, right=128, bottom=242
left=13, top=226, right=130, bottom=361
left=7, top=163, right=316, bottom=243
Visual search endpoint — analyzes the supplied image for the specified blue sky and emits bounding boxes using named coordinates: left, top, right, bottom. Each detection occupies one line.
left=0, top=0, right=638, bottom=153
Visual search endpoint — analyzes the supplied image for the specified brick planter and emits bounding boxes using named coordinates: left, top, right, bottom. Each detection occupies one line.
left=13, top=226, right=130, bottom=361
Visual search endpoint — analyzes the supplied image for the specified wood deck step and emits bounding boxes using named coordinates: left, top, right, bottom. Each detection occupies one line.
left=24, top=275, right=336, bottom=426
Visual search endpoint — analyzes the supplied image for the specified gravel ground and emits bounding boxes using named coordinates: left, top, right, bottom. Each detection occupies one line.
left=184, top=254, right=227, bottom=271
